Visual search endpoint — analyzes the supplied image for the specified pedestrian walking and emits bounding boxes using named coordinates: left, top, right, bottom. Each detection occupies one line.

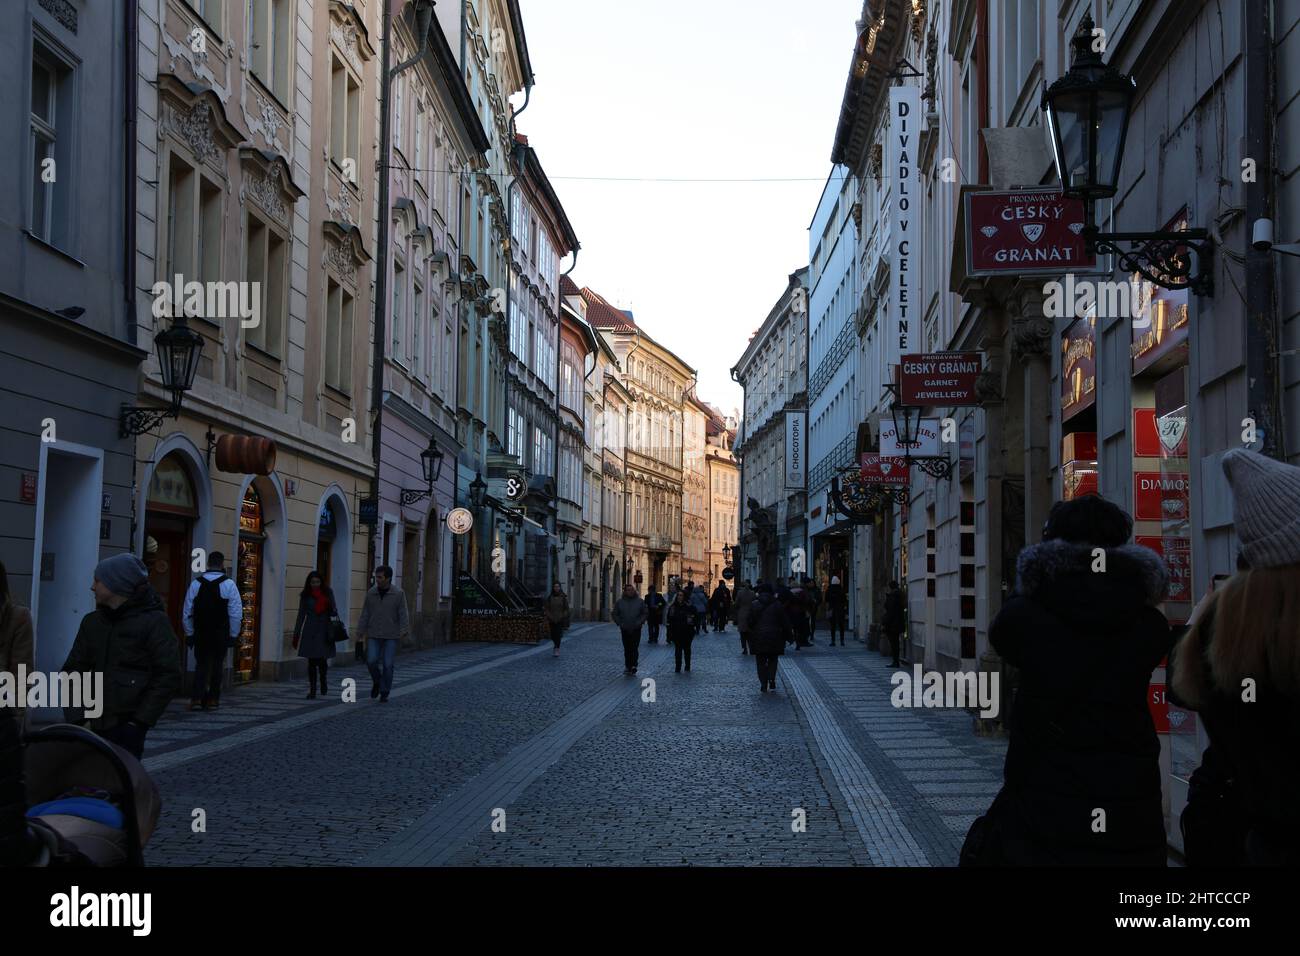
left=667, top=591, right=697, bottom=672
left=732, top=580, right=756, bottom=655
left=805, top=577, right=822, bottom=643
left=961, top=495, right=1171, bottom=866
left=644, top=584, right=666, bottom=644
left=292, top=571, right=340, bottom=698
left=1171, top=449, right=1300, bottom=865
left=357, top=565, right=409, bottom=703
left=709, top=581, right=731, bottom=632
left=688, top=583, right=708, bottom=635
left=544, top=583, right=570, bottom=657
left=611, top=584, right=647, bottom=674
left=787, top=586, right=811, bottom=649
left=882, top=580, right=905, bottom=665
left=750, top=585, right=791, bottom=693
left=182, top=551, right=243, bottom=710
left=0, top=561, right=34, bottom=729
left=61, top=554, right=181, bottom=759
left=824, top=575, right=847, bottom=646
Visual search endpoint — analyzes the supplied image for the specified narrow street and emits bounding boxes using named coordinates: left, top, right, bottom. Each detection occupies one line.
left=143, top=627, right=1005, bottom=867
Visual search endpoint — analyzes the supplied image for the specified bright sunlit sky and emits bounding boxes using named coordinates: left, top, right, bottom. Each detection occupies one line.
left=516, top=0, right=863, bottom=415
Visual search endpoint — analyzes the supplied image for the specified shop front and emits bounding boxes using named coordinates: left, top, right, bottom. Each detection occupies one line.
left=143, top=454, right=200, bottom=661
left=235, top=484, right=266, bottom=683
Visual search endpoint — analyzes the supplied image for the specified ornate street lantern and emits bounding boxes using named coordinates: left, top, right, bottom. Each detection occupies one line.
left=468, top=471, right=487, bottom=509
left=402, top=437, right=445, bottom=505
left=120, top=314, right=204, bottom=437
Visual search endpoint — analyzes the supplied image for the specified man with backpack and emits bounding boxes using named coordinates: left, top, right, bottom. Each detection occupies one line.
left=182, top=551, right=243, bottom=711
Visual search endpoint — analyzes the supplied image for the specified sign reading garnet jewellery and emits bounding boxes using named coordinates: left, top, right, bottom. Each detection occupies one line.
left=859, top=454, right=911, bottom=486
left=886, top=84, right=920, bottom=379
left=898, top=352, right=983, bottom=405
left=965, top=189, right=1096, bottom=275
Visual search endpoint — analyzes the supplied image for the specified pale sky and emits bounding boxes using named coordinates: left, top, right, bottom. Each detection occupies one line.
left=516, top=0, right=864, bottom=414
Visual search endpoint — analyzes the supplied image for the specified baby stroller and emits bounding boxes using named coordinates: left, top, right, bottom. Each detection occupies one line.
left=1, top=708, right=160, bottom=867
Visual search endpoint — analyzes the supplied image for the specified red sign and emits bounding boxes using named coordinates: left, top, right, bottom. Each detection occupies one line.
left=1133, top=408, right=1161, bottom=458
left=1148, top=683, right=1170, bottom=734
left=1134, top=471, right=1190, bottom=522
left=1136, top=535, right=1193, bottom=611
left=859, top=454, right=910, bottom=485
left=965, top=189, right=1096, bottom=275
left=898, top=352, right=983, bottom=405
left=20, top=473, right=37, bottom=504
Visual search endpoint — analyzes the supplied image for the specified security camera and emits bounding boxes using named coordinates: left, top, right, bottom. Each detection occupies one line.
left=1252, top=218, right=1273, bottom=251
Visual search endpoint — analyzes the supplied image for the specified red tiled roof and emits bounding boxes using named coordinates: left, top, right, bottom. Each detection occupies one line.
left=560, top=275, right=580, bottom=297
left=580, top=286, right=638, bottom=332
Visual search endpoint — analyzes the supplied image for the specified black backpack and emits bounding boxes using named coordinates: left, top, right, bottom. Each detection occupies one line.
left=193, top=574, right=231, bottom=644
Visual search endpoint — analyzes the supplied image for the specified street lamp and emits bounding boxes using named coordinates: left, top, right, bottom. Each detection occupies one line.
left=120, top=314, right=204, bottom=437
left=1042, top=10, right=1213, bottom=294
left=890, top=399, right=922, bottom=450
left=401, top=436, right=445, bottom=505
left=468, top=471, right=487, bottom=509
left=572, top=537, right=582, bottom=560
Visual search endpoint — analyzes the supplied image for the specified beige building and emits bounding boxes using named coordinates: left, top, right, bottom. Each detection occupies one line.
left=705, top=408, right=740, bottom=590
left=130, top=1, right=380, bottom=682
left=682, top=396, right=710, bottom=586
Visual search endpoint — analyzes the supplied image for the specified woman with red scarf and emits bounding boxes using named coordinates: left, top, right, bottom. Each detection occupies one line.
left=293, top=571, right=340, bottom=699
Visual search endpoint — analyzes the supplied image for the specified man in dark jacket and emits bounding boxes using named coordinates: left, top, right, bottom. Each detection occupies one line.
left=966, top=495, right=1172, bottom=867
left=803, top=578, right=821, bottom=643
left=666, top=592, right=698, bottom=672
left=883, top=581, right=905, bottom=666
left=750, top=586, right=791, bottom=693
left=611, top=584, right=647, bottom=674
left=61, top=554, right=181, bottom=759
left=357, top=566, right=409, bottom=703
left=644, top=585, right=666, bottom=644
left=824, top=576, right=847, bottom=646
left=732, top=581, right=756, bottom=654
left=709, top=582, right=731, bottom=632
left=182, top=550, right=243, bottom=710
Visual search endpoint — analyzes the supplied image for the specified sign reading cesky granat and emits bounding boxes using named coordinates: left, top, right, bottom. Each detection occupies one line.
left=965, top=189, right=1096, bottom=275
left=898, top=352, right=983, bottom=405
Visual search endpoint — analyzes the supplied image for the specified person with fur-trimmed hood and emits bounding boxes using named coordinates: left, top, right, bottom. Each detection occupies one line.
left=1171, top=449, right=1300, bottom=866
left=961, top=495, right=1173, bottom=867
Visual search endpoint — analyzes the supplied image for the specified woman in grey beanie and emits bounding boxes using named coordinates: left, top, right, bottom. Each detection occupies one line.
left=1171, top=449, right=1300, bottom=865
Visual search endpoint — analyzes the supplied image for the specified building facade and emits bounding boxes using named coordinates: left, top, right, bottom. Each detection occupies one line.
left=682, top=396, right=710, bottom=586
left=704, top=410, right=740, bottom=591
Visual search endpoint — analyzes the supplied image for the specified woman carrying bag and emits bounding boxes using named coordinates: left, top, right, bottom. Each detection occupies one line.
left=292, top=572, right=340, bottom=699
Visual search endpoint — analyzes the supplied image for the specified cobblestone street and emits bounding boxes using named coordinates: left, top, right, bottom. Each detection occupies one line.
left=142, top=623, right=1005, bottom=866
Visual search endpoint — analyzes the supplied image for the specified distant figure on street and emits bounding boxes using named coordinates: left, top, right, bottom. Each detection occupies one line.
left=882, top=581, right=905, bottom=666
left=709, top=582, right=731, bottom=632
left=667, top=591, right=697, bottom=673
left=786, top=586, right=811, bottom=649
left=544, top=582, right=570, bottom=657
left=62, top=554, right=180, bottom=758
left=357, top=565, right=409, bottom=703
left=824, top=575, right=847, bottom=646
left=804, top=577, right=822, bottom=644
left=1171, top=449, right=1300, bottom=865
left=962, top=495, right=1171, bottom=867
left=0, top=561, right=34, bottom=729
left=732, top=580, right=756, bottom=655
left=750, top=585, right=791, bottom=693
left=644, top=584, right=666, bottom=644
left=611, top=584, right=647, bottom=675
left=293, top=571, right=340, bottom=698
left=183, top=551, right=243, bottom=710
left=688, top=583, right=708, bottom=634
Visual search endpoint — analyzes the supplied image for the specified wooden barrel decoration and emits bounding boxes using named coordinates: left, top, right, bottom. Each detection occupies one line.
left=214, top=434, right=277, bottom=476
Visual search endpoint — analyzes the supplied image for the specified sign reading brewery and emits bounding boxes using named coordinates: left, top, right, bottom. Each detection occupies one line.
left=898, top=352, right=982, bottom=405
left=965, top=189, right=1095, bottom=275
left=859, top=454, right=910, bottom=486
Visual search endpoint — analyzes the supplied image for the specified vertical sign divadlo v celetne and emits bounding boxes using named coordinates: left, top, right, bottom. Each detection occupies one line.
left=887, top=84, right=921, bottom=387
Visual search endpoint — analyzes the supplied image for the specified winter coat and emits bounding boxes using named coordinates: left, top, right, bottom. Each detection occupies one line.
left=824, top=583, right=845, bottom=610
left=544, top=593, right=570, bottom=626
left=983, top=539, right=1172, bottom=866
left=666, top=602, right=697, bottom=642
left=1171, top=584, right=1300, bottom=865
left=709, top=585, right=731, bottom=611
left=748, top=595, right=791, bottom=656
left=688, top=589, right=708, bottom=616
left=732, top=586, right=757, bottom=632
left=61, top=586, right=182, bottom=732
left=0, top=599, right=33, bottom=720
left=293, top=588, right=339, bottom=659
left=787, top=591, right=810, bottom=641
left=644, top=592, right=666, bottom=624
left=357, top=586, right=409, bottom=643
left=612, top=595, right=647, bottom=633
left=883, top=589, right=905, bottom=635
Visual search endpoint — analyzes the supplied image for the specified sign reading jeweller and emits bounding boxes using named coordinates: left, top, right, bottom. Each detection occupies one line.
left=859, top=454, right=911, bottom=486
left=898, top=352, right=983, bottom=405
left=965, top=189, right=1096, bottom=275
left=886, top=84, right=920, bottom=379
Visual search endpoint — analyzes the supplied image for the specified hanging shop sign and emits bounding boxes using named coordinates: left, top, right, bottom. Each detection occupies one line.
left=1131, top=210, right=1193, bottom=376
left=1134, top=471, right=1190, bottom=522
left=1061, top=316, right=1097, bottom=420
left=446, top=507, right=474, bottom=535
left=358, top=497, right=378, bottom=526
left=859, top=454, right=910, bottom=486
left=965, top=188, right=1096, bottom=275
left=1136, top=535, right=1193, bottom=608
left=898, top=352, right=983, bottom=405
left=784, top=412, right=805, bottom=489
left=879, top=416, right=942, bottom=458
left=886, top=84, right=921, bottom=379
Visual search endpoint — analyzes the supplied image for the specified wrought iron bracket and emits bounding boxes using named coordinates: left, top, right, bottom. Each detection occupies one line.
left=400, top=488, right=432, bottom=507
left=911, top=455, right=955, bottom=480
left=1085, top=227, right=1214, bottom=296
left=119, top=403, right=179, bottom=439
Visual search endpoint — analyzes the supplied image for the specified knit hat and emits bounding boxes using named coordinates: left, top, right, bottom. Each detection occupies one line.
left=94, top=553, right=149, bottom=597
left=1221, top=449, right=1300, bottom=568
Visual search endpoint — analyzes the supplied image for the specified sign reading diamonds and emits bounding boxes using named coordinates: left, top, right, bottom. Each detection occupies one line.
left=965, top=189, right=1096, bottom=275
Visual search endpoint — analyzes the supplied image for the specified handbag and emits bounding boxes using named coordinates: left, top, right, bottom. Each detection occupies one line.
left=330, top=618, right=349, bottom=645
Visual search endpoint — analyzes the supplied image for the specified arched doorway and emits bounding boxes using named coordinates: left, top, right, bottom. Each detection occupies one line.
left=420, top=509, right=441, bottom=643
left=144, top=454, right=199, bottom=661
left=315, top=488, right=351, bottom=625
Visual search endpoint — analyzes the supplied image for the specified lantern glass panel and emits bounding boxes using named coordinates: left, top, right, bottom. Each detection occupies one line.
left=1048, top=90, right=1091, bottom=192
left=1095, top=90, right=1131, bottom=194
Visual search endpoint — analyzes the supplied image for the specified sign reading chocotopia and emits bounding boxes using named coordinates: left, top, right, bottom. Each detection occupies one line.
left=886, top=84, right=920, bottom=380
left=898, top=352, right=983, bottom=405
left=785, top=411, right=805, bottom=489
left=965, top=189, right=1096, bottom=275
